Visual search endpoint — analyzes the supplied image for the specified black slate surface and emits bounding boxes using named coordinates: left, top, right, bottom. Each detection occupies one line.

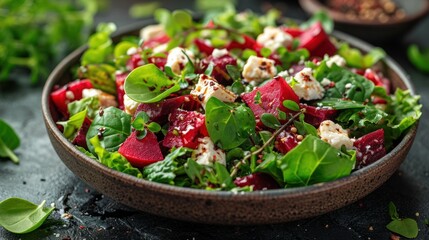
left=1, top=1, right=429, bottom=239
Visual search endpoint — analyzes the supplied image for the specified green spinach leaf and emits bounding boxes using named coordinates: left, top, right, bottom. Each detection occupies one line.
left=386, top=202, right=419, bottom=238
left=205, top=97, right=256, bottom=150
left=0, top=119, right=20, bottom=164
left=89, top=136, right=142, bottom=178
left=255, top=152, right=284, bottom=185
left=124, top=64, right=180, bottom=103
left=86, top=107, right=131, bottom=154
left=279, top=135, right=356, bottom=187
left=0, top=198, right=54, bottom=234
left=57, top=109, right=87, bottom=140
left=68, top=97, right=100, bottom=119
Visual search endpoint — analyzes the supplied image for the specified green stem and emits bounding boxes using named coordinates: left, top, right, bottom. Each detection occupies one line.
left=0, top=139, right=19, bottom=164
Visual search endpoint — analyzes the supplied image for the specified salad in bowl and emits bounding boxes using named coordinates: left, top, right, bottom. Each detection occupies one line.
left=49, top=9, right=421, bottom=193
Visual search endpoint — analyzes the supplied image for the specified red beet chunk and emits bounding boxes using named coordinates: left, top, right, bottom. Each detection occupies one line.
left=194, top=38, right=214, bottom=55
left=200, top=54, right=237, bottom=85
left=127, top=53, right=167, bottom=71
left=226, top=34, right=261, bottom=51
left=353, top=129, right=386, bottom=168
left=50, top=79, right=93, bottom=117
left=299, top=22, right=337, bottom=58
left=134, top=95, right=200, bottom=124
left=299, top=104, right=337, bottom=127
left=72, top=117, right=92, bottom=149
left=162, top=109, right=207, bottom=149
left=275, top=128, right=299, bottom=154
left=115, top=72, right=128, bottom=110
left=142, top=34, right=170, bottom=49
left=241, top=76, right=299, bottom=121
left=118, top=131, right=164, bottom=168
left=234, top=173, right=279, bottom=190
left=280, top=27, right=304, bottom=37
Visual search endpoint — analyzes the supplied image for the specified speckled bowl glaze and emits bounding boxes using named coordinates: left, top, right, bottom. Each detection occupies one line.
left=299, top=0, right=429, bottom=42
left=42, top=19, right=418, bottom=225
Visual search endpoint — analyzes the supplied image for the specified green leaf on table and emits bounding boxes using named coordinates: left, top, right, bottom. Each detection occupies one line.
left=57, top=109, right=88, bottom=140
left=86, top=107, right=131, bottom=154
left=338, top=43, right=385, bottom=69
left=314, top=62, right=374, bottom=102
left=386, top=202, right=419, bottom=238
left=124, top=64, right=180, bottom=103
left=0, top=198, right=54, bottom=234
left=205, top=97, right=256, bottom=150
left=279, top=135, right=356, bottom=187
left=407, top=44, right=429, bottom=73
left=0, top=119, right=20, bottom=164
left=89, top=136, right=142, bottom=178
left=300, top=11, right=333, bottom=34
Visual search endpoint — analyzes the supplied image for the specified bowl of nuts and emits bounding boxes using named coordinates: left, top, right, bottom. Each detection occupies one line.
left=299, top=0, right=429, bottom=42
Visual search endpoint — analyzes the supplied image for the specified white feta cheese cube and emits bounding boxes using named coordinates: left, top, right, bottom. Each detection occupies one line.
left=326, top=55, right=347, bottom=68
left=82, top=88, right=118, bottom=108
left=318, top=120, right=354, bottom=149
left=123, top=94, right=139, bottom=115
left=242, top=56, right=277, bottom=83
left=82, top=88, right=102, bottom=98
left=165, top=47, right=195, bottom=75
left=140, top=24, right=165, bottom=41
left=212, top=48, right=229, bottom=58
left=256, top=26, right=293, bottom=52
left=320, top=78, right=332, bottom=87
left=192, top=137, right=226, bottom=166
left=190, top=75, right=237, bottom=108
left=292, top=67, right=325, bottom=101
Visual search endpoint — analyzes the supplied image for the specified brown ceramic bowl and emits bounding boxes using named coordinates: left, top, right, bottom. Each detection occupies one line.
left=299, top=0, right=429, bottom=42
left=42, top=19, right=418, bottom=225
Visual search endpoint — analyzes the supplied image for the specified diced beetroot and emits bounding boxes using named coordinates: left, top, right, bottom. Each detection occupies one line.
left=226, top=34, right=261, bottom=51
left=115, top=72, right=128, bottom=110
left=50, top=79, right=93, bottom=117
left=234, top=173, right=279, bottom=190
left=194, top=38, right=214, bottom=55
left=275, top=127, right=299, bottom=154
left=148, top=56, right=167, bottom=70
left=353, top=129, right=386, bottom=168
left=141, top=34, right=170, bottom=49
left=299, top=22, right=337, bottom=58
left=280, top=27, right=304, bottom=37
left=127, top=53, right=144, bottom=70
left=134, top=95, right=200, bottom=124
left=162, top=109, right=207, bottom=149
left=241, top=76, right=299, bottom=123
left=200, top=54, right=237, bottom=85
left=363, top=68, right=391, bottom=94
left=299, top=104, right=338, bottom=127
left=118, top=131, right=164, bottom=168
left=72, top=117, right=92, bottom=149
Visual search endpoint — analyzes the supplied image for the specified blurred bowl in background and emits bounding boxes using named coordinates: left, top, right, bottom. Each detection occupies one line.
left=299, top=0, right=429, bottom=43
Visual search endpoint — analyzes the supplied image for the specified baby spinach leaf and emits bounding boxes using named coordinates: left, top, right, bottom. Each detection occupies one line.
left=144, top=147, right=192, bottom=184
left=205, top=97, right=256, bottom=150
left=338, top=43, right=385, bottom=69
left=261, top=113, right=281, bottom=129
left=0, top=119, right=20, bottom=164
left=86, top=107, right=131, bottom=154
left=78, top=64, right=117, bottom=95
left=68, top=97, right=100, bottom=119
left=386, top=202, right=419, bottom=238
left=57, top=109, right=87, bottom=140
left=0, top=198, right=54, bottom=234
left=89, top=136, right=142, bottom=178
left=124, top=64, right=180, bottom=103
left=279, top=135, right=356, bottom=187
left=294, top=114, right=318, bottom=137
left=314, top=62, right=374, bottom=102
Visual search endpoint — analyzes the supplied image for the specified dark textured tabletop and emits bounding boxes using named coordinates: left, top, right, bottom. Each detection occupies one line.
left=1, top=1, right=429, bottom=239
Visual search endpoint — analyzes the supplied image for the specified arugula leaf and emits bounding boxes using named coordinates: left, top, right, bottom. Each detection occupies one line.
left=89, top=136, right=142, bottom=178
left=68, top=97, right=100, bottom=119
left=205, top=97, right=256, bottom=150
left=143, top=147, right=192, bottom=184
left=57, top=109, right=87, bottom=140
left=386, top=202, right=419, bottom=238
left=0, top=119, right=20, bottom=164
left=0, top=198, right=54, bottom=234
left=338, top=43, right=385, bottom=69
left=86, top=107, right=131, bottom=154
left=314, top=62, right=375, bottom=102
left=300, top=11, right=333, bottom=34
left=124, top=64, right=180, bottom=103
left=78, top=64, right=117, bottom=95
left=279, top=135, right=356, bottom=187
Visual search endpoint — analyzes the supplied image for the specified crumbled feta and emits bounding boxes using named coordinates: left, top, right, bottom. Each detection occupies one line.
left=318, top=120, right=354, bottom=149
left=256, top=26, right=293, bottom=52
left=212, top=48, right=229, bottom=58
left=326, top=55, right=346, bottom=68
left=165, top=47, right=195, bottom=74
left=321, top=78, right=332, bottom=87
left=277, top=70, right=290, bottom=78
left=152, top=43, right=168, bottom=54
left=291, top=68, right=325, bottom=101
left=123, top=94, right=139, bottom=115
left=242, top=56, right=277, bottom=83
left=65, top=90, right=75, bottom=101
left=190, top=74, right=237, bottom=108
left=126, top=47, right=138, bottom=56
left=140, top=24, right=165, bottom=41
left=192, top=137, right=226, bottom=166
left=82, top=88, right=102, bottom=98
left=345, top=83, right=353, bottom=89
left=82, top=89, right=118, bottom=108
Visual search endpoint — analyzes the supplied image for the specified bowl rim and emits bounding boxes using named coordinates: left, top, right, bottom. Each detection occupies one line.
left=299, top=0, right=429, bottom=26
left=42, top=18, right=418, bottom=200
